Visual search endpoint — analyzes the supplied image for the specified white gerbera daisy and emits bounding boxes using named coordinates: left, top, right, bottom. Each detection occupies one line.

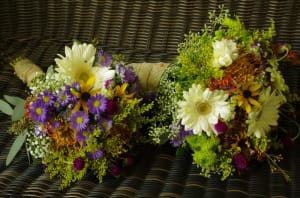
left=177, top=84, right=231, bottom=136
left=247, top=87, right=286, bottom=138
left=55, top=42, right=115, bottom=92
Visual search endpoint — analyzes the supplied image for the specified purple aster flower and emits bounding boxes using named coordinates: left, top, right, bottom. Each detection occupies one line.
left=87, top=94, right=107, bottom=115
left=29, top=100, right=48, bottom=123
left=73, top=158, right=85, bottom=171
left=34, top=124, right=47, bottom=137
left=116, top=63, right=138, bottom=84
left=99, top=117, right=113, bottom=132
left=170, top=123, right=193, bottom=147
left=70, top=111, right=89, bottom=131
left=87, top=149, right=104, bottom=160
left=76, top=127, right=91, bottom=143
left=38, top=91, right=55, bottom=107
left=58, top=86, right=76, bottom=107
left=232, top=153, right=248, bottom=171
left=214, top=120, right=228, bottom=134
left=124, top=66, right=138, bottom=83
left=98, top=50, right=112, bottom=66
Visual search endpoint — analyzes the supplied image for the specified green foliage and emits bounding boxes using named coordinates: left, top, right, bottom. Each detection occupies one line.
left=185, top=134, right=220, bottom=175
left=0, top=99, right=13, bottom=115
left=90, top=157, right=108, bottom=183
left=6, top=131, right=27, bottom=166
left=252, top=135, right=270, bottom=154
left=219, top=155, right=234, bottom=180
left=43, top=149, right=88, bottom=190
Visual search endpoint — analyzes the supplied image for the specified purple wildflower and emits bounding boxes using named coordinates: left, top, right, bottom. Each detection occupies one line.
left=76, top=127, right=91, bottom=143
left=98, top=50, right=112, bottom=66
left=214, top=120, right=228, bottom=134
left=73, top=158, right=85, bottom=171
left=116, top=63, right=138, bottom=84
left=34, top=124, right=47, bottom=137
left=170, top=123, right=193, bottom=147
left=70, top=111, right=89, bottom=131
left=58, top=86, right=76, bottom=107
left=232, top=153, right=248, bottom=171
left=38, top=91, right=55, bottom=107
left=99, top=117, right=113, bottom=132
left=29, top=100, right=48, bottom=123
left=87, top=149, right=104, bottom=160
left=87, top=94, right=107, bottom=114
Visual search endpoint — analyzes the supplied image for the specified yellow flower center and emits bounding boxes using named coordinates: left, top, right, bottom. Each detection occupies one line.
left=36, top=107, right=43, bottom=115
left=43, top=96, right=50, bottom=103
left=196, top=101, right=212, bottom=115
left=93, top=100, right=100, bottom=108
left=76, top=117, right=84, bottom=124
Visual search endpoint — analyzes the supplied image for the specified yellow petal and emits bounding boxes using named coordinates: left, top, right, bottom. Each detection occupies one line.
left=249, top=84, right=261, bottom=92
left=72, top=102, right=81, bottom=112
left=244, top=101, right=251, bottom=113
left=248, top=97, right=261, bottom=108
left=86, top=75, right=96, bottom=89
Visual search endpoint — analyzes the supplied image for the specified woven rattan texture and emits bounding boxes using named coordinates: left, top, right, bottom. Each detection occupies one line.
left=1, top=0, right=300, bottom=197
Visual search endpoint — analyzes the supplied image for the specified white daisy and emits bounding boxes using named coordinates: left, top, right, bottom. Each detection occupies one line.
left=55, top=42, right=115, bottom=92
left=177, top=83, right=231, bottom=136
left=247, top=87, right=286, bottom=138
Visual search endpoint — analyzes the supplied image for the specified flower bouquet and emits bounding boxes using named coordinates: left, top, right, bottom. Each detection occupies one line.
left=1, top=41, right=153, bottom=189
left=148, top=8, right=300, bottom=180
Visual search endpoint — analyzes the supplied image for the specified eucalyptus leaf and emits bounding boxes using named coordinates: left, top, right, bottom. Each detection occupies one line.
left=4, top=95, right=25, bottom=106
left=0, top=99, right=13, bottom=115
left=12, top=99, right=26, bottom=121
left=6, top=131, right=27, bottom=166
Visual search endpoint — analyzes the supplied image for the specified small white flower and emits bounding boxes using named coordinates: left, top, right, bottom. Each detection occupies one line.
left=247, top=87, right=286, bottom=138
left=177, top=84, right=231, bottom=136
left=212, top=38, right=238, bottom=67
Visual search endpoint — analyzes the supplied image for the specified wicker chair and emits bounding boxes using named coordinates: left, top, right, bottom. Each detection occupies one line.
left=1, top=0, right=300, bottom=197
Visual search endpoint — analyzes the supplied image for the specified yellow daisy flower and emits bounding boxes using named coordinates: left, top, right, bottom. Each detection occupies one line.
left=72, top=76, right=101, bottom=113
left=236, top=77, right=261, bottom=113
left=114, top=83, right=135, bottom=103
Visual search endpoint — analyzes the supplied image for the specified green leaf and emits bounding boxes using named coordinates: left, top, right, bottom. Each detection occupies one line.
left=6, top=131, right=27, bottom=166
left=4, top=95, right=25, bottom=106
left=12, top=99, right=26, bottom=121
left=0, top=99, right=13, bottom=115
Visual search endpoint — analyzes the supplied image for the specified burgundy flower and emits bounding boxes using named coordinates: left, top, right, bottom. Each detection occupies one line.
left=106, top=100, right=119, bottom=114
left=232, top=153, right=248, bottom=171
left=111, top=165, right=121, bottom=176
left=123, top=156, right=134, bottom=167
left=283, top=136, right=294, bottom=149
left=214, top=120, right=228, bottom=134
left=73, top=158, right=85, bottom=171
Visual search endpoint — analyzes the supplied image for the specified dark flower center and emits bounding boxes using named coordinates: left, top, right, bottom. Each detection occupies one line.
left=81, top=92, right=91, bottom=101
left=243, top=90, right=251, bottom=98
